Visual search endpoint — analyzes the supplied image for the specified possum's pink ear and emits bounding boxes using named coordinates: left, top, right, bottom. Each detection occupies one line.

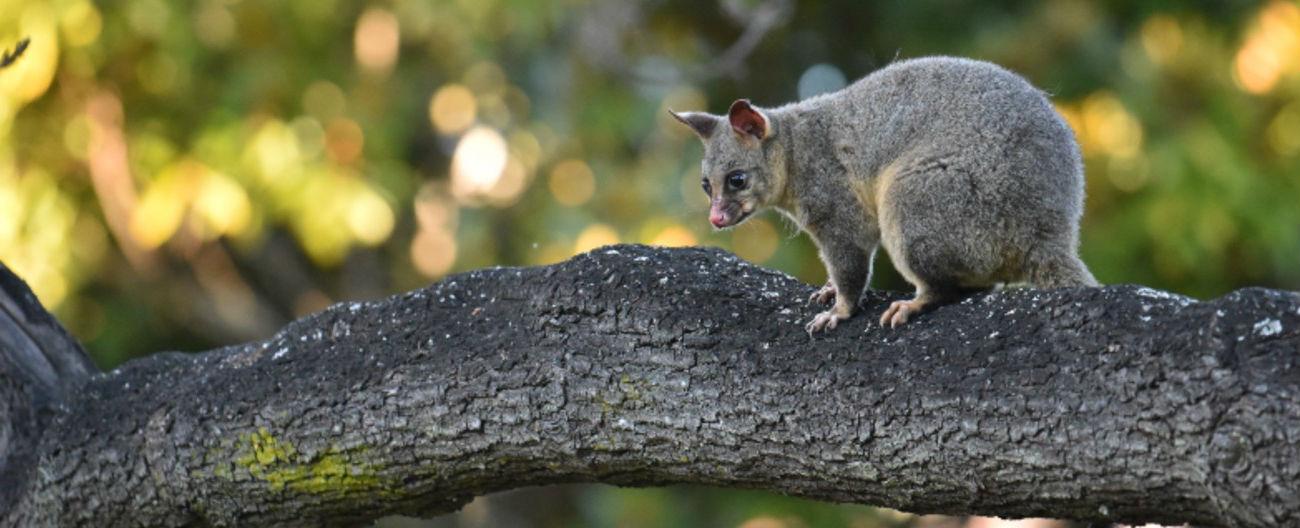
left=668, top=109, right=718, bottom=139
left=728, top=99, right=768, bottom=140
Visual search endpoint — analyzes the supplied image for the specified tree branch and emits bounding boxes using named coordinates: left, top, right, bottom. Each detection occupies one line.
left=2, top=245, right=1298, bottom=527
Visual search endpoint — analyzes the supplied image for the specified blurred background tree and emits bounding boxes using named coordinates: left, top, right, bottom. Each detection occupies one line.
left=2, top=0, right=1298, bottom=526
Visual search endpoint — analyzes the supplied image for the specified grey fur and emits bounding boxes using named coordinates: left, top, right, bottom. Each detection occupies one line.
left=673, top=56, right=1098, bottom=332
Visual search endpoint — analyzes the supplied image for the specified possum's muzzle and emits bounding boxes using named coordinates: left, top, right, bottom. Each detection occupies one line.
left=709, top=202, right=753, bottom=229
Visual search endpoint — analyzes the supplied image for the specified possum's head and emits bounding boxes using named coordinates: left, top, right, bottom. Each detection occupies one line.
left=670, top=100, right=782, bottom=229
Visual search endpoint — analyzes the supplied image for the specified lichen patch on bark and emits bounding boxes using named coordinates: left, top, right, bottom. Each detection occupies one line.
left=233, top=427, right=386, bottom=495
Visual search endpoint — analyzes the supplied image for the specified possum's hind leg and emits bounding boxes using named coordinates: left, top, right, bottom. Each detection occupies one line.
left=876, top=171, right=994, bottom=327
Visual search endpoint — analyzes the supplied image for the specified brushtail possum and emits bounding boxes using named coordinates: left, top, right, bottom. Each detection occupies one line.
left=671, top=56, right=1098, bottom=333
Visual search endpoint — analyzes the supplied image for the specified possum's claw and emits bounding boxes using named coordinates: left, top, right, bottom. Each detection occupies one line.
left=808, top=283, right=836, bottom=305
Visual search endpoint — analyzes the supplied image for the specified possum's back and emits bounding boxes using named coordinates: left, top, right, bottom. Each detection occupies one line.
left=820, top=56, right=1084, bottom=205
left=815, top=57, right=1080, bottom=178
left=846, top=56, right=1058, bottom=127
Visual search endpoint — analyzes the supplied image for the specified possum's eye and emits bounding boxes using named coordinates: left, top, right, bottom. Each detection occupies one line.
left=701, top=178, right=713, bottom=196
left=726, top=170, right=749, bottom=191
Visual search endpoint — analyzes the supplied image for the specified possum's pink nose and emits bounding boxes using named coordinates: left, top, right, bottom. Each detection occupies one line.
left=709, top=210, right=727, bottom=227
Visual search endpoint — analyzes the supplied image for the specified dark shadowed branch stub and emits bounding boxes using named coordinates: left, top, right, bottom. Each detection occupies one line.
left=1, top=37, right=30, bottom=69
left=1, top=244, right=1298, bottom=527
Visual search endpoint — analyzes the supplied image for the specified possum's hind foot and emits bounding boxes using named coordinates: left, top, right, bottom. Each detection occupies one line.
left=880, top=298, right=928, bottom=328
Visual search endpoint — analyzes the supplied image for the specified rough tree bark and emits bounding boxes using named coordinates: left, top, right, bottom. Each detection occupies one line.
left=1, top=244, right=1298, bottom=527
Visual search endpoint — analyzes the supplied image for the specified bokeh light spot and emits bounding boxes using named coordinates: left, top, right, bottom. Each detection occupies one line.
left=1258, top=1, right=1300, bottom=58
left=251, top=120, right=302, bottom=181
left=1233, top=1, right=1300, bottom=95
left=414, top=183, right=459, bottom=231
left=194, top=168, right=252, bottom=239
left=531, top=243, right=570, bottom=265
left=28, top=266, right=67, bottom=309
left=290, top=116, right=326, bottom=160
left=127, top=0, right=170, bottom=38
left=411, top=226, right=457, bottom=278
left=302, top=81, right=347, bottom=120
left=354, top=8, right=400, bottom=75
left=486, top=157, right=528, bottom=206
left=1140, top=15, right=1182, bottom=65
left=347, top=188, right=394, bottom=246
left=429, top=84, right=477, bottom=135
left=451, top=126, right=508, bottom=204
left=60, top=1, right=103, bottom=48
left=325, top=118, right=365, bottom=165
left=1080, top=92, right=1143, bottom=158
left=294, top=171, right=357, bottom=266
left=1235, top=38, right=1283, bottom=94
left=737, top=516, right=788, bottom=528
left=509, top=130, right=542, bottom=172
left=547, top=159, right=596, bottom=207
left=573, top=224, right=619, bottom=255
left=130, top=174, right=185, bottom=249
left=0, top=165, right=77, bottom=309
left=797, top=63, right=847, bottom=99
left=649, top=225, right=696, bottom=247
left=193, top=0, right=235, bottom=49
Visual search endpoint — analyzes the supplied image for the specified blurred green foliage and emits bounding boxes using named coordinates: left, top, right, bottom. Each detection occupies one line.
left=3, top=0, right=1300, bottom=526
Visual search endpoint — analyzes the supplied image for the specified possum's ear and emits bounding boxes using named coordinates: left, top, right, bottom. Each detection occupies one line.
left=727, top=99, right=768, bottom=140
left=668, top=110, right=719, bottom=139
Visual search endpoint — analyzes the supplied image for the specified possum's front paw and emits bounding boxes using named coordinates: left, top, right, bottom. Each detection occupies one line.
left=805, top=309, right=849, bottom=334
left=808, top=282, right=836, bottom=305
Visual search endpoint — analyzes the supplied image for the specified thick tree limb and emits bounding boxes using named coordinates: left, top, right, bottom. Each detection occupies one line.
left=2, top=245, right=1298, bottom=527
left=0, top=262, right=97, bottom=514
